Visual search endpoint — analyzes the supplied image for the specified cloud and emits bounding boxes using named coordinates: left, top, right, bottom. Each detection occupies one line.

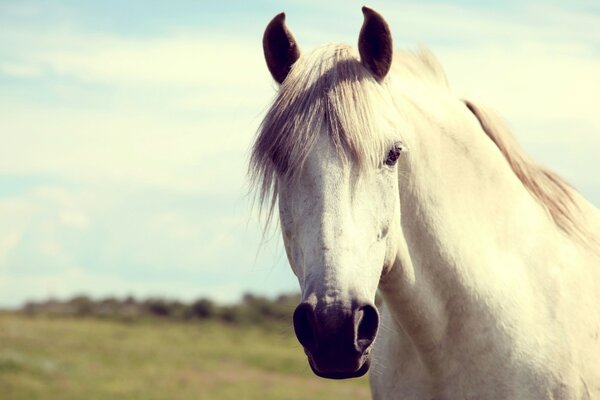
left=1, top=26, right=272, bottom=92
left=0, top=104, right=261, bottom=194
left=439, top=43, right=600, bottom=128
left=0, top=197, right=39, bottom=269
left=58, top=209, right=89, bottom=230
left=0, top=180, right=296, bottom=307
left=0, top=28, right=276, bottom=196
left=42, top=36, right=268, bottom=87
left=0, top=233, right=21, bottom=267
left=0, top=62, right=42, bottom=78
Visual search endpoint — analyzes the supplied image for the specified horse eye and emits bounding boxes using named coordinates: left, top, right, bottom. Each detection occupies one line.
left=384, top=145, right=403, bottom=167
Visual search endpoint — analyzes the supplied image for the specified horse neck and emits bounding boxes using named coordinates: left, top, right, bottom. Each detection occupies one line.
left=378, top=83, right=569, bottom=370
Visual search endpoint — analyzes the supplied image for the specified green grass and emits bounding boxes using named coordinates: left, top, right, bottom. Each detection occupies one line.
left=0, top=313, right=370, bottom=400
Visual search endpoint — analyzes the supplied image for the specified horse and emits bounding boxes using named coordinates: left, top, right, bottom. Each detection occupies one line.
left=249, top=7, right=600, bottom=399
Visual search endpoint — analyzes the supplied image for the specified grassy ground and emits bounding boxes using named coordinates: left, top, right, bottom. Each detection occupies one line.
left=0, top=312, right=370, bottom=400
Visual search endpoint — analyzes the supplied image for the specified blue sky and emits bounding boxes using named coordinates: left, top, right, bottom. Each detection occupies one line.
left=0, top=1, right=599, bottom=307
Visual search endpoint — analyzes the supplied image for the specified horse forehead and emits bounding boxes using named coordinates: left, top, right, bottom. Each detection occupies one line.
left=302, top=133, right=349, bottom=180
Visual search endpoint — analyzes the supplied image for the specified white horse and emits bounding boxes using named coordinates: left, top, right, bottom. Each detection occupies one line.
left=250, top=7, right=600, bottom=399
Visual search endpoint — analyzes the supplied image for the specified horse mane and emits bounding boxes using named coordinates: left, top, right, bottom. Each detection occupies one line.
left=464, top=100, right=590, bottom=241
left=249, top=43, right=591, bottom=242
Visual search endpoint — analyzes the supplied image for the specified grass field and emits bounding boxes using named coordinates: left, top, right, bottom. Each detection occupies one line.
left=0, top=313, right=370, bottom=400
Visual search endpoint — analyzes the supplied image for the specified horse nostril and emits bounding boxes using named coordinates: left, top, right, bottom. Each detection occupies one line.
left=293, top=302, right=318, bottom=352
left=354, top=304, right=379, bottom=352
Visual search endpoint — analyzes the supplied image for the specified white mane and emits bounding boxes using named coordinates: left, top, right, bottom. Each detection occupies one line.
left=250, top=44, right=591, bottom=242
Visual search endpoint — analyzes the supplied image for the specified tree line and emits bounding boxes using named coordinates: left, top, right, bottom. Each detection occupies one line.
left=21, top=293, right=301, bottom=325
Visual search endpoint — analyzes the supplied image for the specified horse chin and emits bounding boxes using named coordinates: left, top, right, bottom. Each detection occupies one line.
left=308, top=355, right=371, bottom=380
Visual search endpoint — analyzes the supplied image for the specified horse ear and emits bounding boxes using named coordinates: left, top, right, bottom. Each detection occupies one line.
left=358, top=6, right=393, bottom=80
left=263, top=12, right=301, bottom=84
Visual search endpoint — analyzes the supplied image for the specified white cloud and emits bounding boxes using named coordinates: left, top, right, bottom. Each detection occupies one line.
left=0, top=181, right=294, bottom=305
left=0, top=198, right=39, bottom=268
left=0, top=233, right=21, bottom=266
left=58, top=209, right=89, bottom=230
left=27, top=33, right=272, bottom=90
left=0, top=105, right=260, bottom=194
left=39, top=239, right=63, bottom=258
left=439, top=43, right=600, bottom=129
left=0, top=28, right=277, bottom=196
left=0, top=62, right=42, bottom=78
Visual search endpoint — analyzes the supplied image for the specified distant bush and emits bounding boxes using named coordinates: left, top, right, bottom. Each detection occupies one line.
left=144, top=299, right=172, bottom=317
left=219, top=305, right=244, bottom=324
left=187, top=298, right=215, bottom=319
left=68, top=295, right=94, bottom=316
left=18, top=292, right=300, bottom=326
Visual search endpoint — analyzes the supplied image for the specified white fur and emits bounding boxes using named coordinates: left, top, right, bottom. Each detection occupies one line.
left=369, top=73, right=600, bottom=399
left=255, top=44, right=600, bottom=399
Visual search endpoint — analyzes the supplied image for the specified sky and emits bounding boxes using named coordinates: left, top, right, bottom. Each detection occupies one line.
left=0, top=0, right=599, bottom=307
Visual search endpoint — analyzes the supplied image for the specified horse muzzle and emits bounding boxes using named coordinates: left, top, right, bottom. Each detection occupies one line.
left=292, top=301, right=379, bottom=379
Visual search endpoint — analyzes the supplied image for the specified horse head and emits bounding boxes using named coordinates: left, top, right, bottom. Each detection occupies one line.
left=255, top=7, right=402, bottom=379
